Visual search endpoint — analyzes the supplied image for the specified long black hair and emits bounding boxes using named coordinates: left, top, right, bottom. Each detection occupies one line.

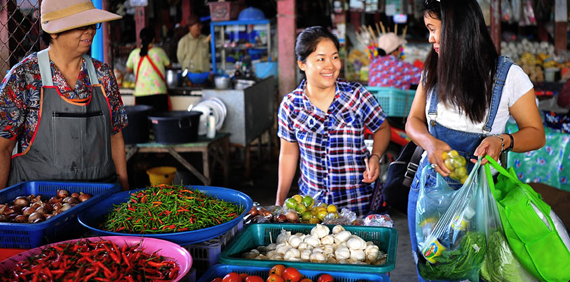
left=139, top=27, right=155, bottom=57
left=422, top=0, right=499, bottom=123
left=295, top=26, right=339, bottom=74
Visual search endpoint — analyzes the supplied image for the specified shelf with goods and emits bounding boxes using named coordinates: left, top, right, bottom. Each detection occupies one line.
left=210, top=19, right=274, bottom=77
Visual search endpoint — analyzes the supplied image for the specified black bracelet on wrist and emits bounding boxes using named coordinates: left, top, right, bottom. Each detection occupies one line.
left=370, top=153, right=381, bottom=160
left=505, top=133, right=514, bottom=151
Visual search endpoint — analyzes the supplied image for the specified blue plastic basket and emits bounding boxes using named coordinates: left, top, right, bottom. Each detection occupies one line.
left=198, top=264, right=391, bottom=282
left=78, top=185, right=253, bottom=245
left=366, top=86, right=415, bottom=117
left=0, top=181, right=120, bottom=249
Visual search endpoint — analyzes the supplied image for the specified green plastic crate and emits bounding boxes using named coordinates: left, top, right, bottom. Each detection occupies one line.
left=218, top=223, right=398, bottom=274
left=367, top=86, right=415, bottom=117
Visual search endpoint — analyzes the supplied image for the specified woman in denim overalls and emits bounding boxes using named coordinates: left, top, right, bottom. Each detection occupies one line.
left=405, top=1, right=545, bottom=281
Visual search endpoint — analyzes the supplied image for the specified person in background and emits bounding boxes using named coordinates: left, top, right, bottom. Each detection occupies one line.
left=177, top=14, right=211, bottom=73
left=275, top=26, right=391, bottom=216
left=405, top=0, right=545, bottom=281
left=0, top=0, right=129, bottom=190
left=126, top=27, right=171, bottom=112
left=368, top=32, right=421, bottom=90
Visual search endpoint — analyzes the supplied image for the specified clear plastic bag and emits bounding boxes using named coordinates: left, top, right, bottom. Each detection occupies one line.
left=480, top=167, right=536, bottom=282
left=416, top=160, right=486, bottom=282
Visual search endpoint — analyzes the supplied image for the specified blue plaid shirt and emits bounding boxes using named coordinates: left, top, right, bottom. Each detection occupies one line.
left=278, top=79, right=387, bottom=215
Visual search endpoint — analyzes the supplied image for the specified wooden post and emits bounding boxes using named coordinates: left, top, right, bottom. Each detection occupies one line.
left=554, top=0, right=567, bottom=54
left=490, top=0, right=501, bottom=54
left=277, top=0, right=296, bottom=100
left=134, top=7, right=147, bottom=45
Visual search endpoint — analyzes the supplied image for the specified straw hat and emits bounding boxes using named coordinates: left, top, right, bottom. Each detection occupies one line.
left=378, top=32, right=407, bottom=54
left=41, top=0, right=122, bottom=34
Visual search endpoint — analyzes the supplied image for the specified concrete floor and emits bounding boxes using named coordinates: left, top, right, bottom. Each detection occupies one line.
left=221, top=153, right=419, bottom=282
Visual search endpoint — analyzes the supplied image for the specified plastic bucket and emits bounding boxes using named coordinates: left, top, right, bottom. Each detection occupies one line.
left=148, top=111, right=202, bottom=144
left=123, top=105, right=153, bottom=144
left=146, top=166, right=177, bottom=185
left=254, top=61, right=277, bottom=79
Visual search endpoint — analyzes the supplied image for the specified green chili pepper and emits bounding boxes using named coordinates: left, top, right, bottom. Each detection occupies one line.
left=103, top=184, right=243, bottom=234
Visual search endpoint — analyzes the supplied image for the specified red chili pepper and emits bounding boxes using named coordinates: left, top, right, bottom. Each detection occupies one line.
left=146, top=260, right=169, bottom=268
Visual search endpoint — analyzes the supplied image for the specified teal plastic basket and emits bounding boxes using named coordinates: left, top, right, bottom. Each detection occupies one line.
left=219, top=223, right=398, bottom=274
left=367, top=86, right=415, bottom=117
left=198, top=264, right=391, bottom=282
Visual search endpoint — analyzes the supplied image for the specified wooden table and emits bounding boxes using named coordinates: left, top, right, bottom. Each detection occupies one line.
left=125, top=132, right=230, bottom=186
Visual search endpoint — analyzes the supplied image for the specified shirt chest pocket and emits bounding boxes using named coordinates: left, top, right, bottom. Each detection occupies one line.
left=291, top=110, right=324, bottom=141
left=332, top=111, right=363, bottom=131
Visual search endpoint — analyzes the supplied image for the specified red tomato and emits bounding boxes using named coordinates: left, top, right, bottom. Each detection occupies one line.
left=282, top=267, right=301, bottom=282
left=317, top=274, right=333, bottom=282
left=246, top=276, right=265, bottom=282
left=267, top=274, right=285, bottom=282
left=240, top=273, right=249, bottom=281
left=269, top=264, right=286, bottom=276
left=300, top=279, right=313, bottom=282
left=223, top=272, right=243, bottom=282
left=212, top=278, right=223, bottom=282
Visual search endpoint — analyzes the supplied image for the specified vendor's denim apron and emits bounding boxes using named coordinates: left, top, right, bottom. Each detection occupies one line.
left=407, top=56, right=512, bottom=282
left=8, top=50, right=116, bottom=186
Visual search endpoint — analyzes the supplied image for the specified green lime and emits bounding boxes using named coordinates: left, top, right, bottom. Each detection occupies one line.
left=302, top=196, right=315, bottom=209
left=317, top=210, right=328, bottom=221
left=301, top=211, right=312, bottom=221
left=453, top=156, right=467, bottom=168
left=455, top=166, right=467, bottom=178
left=285, top=198, right=298, bottom=210
left=295, top=204, right=307, bottom=213
left=448, top=150, right=459, bottom=158
left=444, top=159, right=455, bottom=170
left=449, top=171, right=459, bottom=180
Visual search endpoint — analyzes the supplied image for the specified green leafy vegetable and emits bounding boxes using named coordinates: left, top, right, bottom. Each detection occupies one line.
left=419, top=231, right=486, bottom=282
left=481, top=231, right=536, bottom=282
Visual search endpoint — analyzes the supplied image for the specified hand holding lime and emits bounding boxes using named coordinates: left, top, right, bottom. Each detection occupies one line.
left=442, top=150, right=468, bottom=183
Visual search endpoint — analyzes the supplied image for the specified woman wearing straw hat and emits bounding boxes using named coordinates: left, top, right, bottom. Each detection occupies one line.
left=0, top=0, right=129, bottom=190
left=368, top=32, right=421, bottom=90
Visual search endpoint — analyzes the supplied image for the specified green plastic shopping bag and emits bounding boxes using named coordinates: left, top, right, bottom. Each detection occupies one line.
left=484, top=155, right=570, bottom=282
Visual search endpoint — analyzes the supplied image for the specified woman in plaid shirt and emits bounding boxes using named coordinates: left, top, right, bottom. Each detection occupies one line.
left=275, top=26, right=391, bottom=215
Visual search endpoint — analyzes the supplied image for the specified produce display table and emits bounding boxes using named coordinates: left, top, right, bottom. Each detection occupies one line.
left=125, top=132, right=230, bottom=186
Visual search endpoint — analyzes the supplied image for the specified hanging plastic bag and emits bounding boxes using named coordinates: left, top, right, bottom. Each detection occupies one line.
left=480, top=164, right=536, bottom=282
left=485, top=155, right=570, bottom=282
left=415, top=160, right=486, bottom=282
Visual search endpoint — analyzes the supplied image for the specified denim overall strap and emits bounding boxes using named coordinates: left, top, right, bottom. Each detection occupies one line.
left=427, top=85, right=438, bottom=122
left=482, top=56, right=512, bottom=133
left=427, top=56, right=512, bottom=133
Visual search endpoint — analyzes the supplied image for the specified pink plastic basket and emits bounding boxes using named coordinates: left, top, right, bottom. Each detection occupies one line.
left=0, top=236, right=192, bottom=282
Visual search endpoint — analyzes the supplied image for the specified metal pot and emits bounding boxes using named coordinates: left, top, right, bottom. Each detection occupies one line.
left=214, top=76, right=231, bottom=89
left=166, top=69, right=182, bottom=88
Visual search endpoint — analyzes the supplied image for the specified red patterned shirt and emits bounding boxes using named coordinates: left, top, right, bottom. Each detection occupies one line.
left=0, top=53, right=128, bottom=153
left=368, top=55, right=421, bottom=90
